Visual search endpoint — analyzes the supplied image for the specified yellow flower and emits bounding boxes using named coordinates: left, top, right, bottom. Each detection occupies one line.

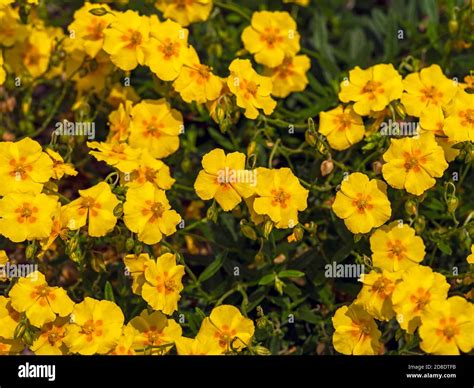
left=264, top=55, right=310, bottom=98
left=30, top=317, right=70, bottom=355
left=0, top=193, right=57, bottom=243
left=332, top=173, right=391, bottom=234
left=129, top=309, right=182, bottom=355
left=67, top=2, right=115, bottom=58
left=419, top=296, right=474, bottom=355
left=197, top=305, right=255, bottom=353
left=392, top=265, right=449, bottom=333
left=123, top=182, right=181, bottom=244
left=443, top=90, right=474, bottom=143
left=0, top=50, right=5, bottom=85
left=467, top=245, right=474, bottom=264
left=38, top=204, right=71, bottom=258
left=9, top=271, right=74, bottom=328
left=241, top=11, right=300, bottom=68
left=0, top=6, right=27, bottom=47
left=64, top=297, right=124, bottom=355
left=356, top=270, right=402, bottom=321
left=63, top=182, right=120, bottom=237
left=176, top=336, right=223, bottom=355
left=339, top=64, right=403, bottom=116
left=67, top=50, right=113, bottom=94
left=110, top=325, right=140, bottom=355
left=46, top=149, right=78, bottom=180
left=145, top=18, right=190, bottom=81
left=227, top=59, right=277, bottom=119
left=194, top=148, right=256, bottom=211
left=370, top=222, right=425, bottom=272
left=252, top=167, right=308, bottom=228
left=124, top=253, right=154, bottom=295
left=332, top=303, right=382, bottom=355
left=319, top=105, right=365, bottom=151
left=0, top=338, right=23, bottom=355
left=107, top=101, right=133, bottom=143
left=0, top=250, right=9, bottom=281
left=87, top=141, right=141, bottom=173
left=155, top=0, right=213, bottom=26
left=107, top=82, right=140, bottom=108
left=124, top=149, right=175, bottom=190
left=173, top=47, right=223, bottom=103
left=103, top=10, right=150, bottom=70
left=382, top=133, right=448, bottom=196
left=0, top=138, right=53, bottom=195
left=283, top=0, right=309, bottom=5
left=400, top=64, right=457, bottom=118
left=0, top=296, right=21, bottom=339
left=141, top=253, right=185, bottom=315
left=129, top=99, right=183, bottom=159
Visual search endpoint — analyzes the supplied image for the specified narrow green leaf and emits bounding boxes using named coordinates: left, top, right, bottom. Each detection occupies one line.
left=278, top=270, right=305, bottom=279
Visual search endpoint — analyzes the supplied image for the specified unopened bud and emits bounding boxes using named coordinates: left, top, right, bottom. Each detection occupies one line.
left=206, top=202, right=219, bottom=223
left=404, top=199, right=417, bottom=216
left=448, top=19, right=459, bottom=35
left=125, top=237, right=135, bottom=251
left=305, top=130, right=317, bottom=147
left=263, top=219, right=274, bottom=239
left=274, top=276, right=284, bottom=295
left=447, top=196, right=458, bottom=213
left=414, top=216, right=426, bottom=234
left=240, top=220, right=257, bottom=240
left=254, top=345, right=272, bottom=355
left=113, top=203, right=123, bottom=218
left=320, top=159, right=334, bottom=176
left=25, top=243, right=37, bottom=260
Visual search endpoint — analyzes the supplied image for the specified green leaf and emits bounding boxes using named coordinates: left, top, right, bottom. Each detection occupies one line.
left=104, top=281, right=115, bottom=302
left=258, top=273, right=276, bottom=285
left=198, top=253, right=225, bottom=282
left=278, top=270, right=305, bottom=279
left=436, top=240, right=452, bottom=255
left=208, top=127, right=235, bottom=150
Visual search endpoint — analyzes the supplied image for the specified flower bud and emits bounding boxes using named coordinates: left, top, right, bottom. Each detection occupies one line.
left=305, top=130, right=317, bottom=147
left=414, top=215, right=426, bottom=234
left=254, top=346, right=272, bottom=355
left=404, top=199, right=417, bottom=216
left=263, top=219, right=274, bottom=239
left=274, top=276, right=284, bottom=295
left=320, top=159, right=334, bottom=176
left=240, top=220, right=257, bottom=240
left=447, top=196, right=459, bottom=213
left=449, top=19, right=459, bottom=35
left=126, top=237, right=135, bottom=252
left=25, top=243, right=37, bottom=260
left=206, top=202, right=219, bottom=223
left=113, top=203, right=123, bottom=218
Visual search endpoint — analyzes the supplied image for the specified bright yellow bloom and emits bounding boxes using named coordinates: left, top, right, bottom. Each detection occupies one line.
left=0, top=250, right=8, bottom=281
left=87, top=141, right=141, bottom=173
left=124, top=150, right=175, bottom=190
left=419, top=297, right=474, bottom=355
left=241, top=11, right=300, bottom=68
left=332, top=303, right=382, bottom=355
left=173, top=47, right=223, bottom=103
left=0, top=338, right=23, bottom=355
left=370, top=222, right=425, bottom=272
left=283, top=0, right=309, bottom=5
left=155, top=0, right=213, bottom=26
left=0, top=6, right=27, bottom=47
left=264, top=55, right=310, bottom=98
left=0, top=296, right=20, bottom=339
left=382, top=133, right=448, bottom=196
left=123, top=182, right=181, bottom=244
left=124, top=253, right=153, bottom=295
left=0, top=193, right=57, bottom=243
left=392, top=265, right=449, bottom=333
left=227, top=59, right=276, bottom=119
left=46, top=149, right=78, bottom=180
left=356, top=270, right=402, bottom=321
left=467, top=245, right=474, bottom=264
left=107, top=101, right=133, bottom=143
left=63, top=182, right=120, bottom=237
left=107, top=82, right=140, bottom=109
left=0, top=138, right=53, bottom=195
left=110, top=325, right=140, bottom=355
left=64, top=297, right=124, bottom=355
left=129, top=99, right=183, bottom=159
left=319, top=105, right=365, bottom=151
left=9, top=271, right=74, bottom=328
left=130, top=309, right=182, bottom=355
left=141, top=253, right=185, bottom=315
left=30, top=317, right=70, bottom=355
left=339, top=64, right=403, bottom=116
left=400, top=64, right=457, bottom=118
left=443, top=90, right=474, bottom=143
left=68, top=2, right=115, bottom=58
left=332, top=173, right=391, bottom=234
left=38, top=204, right=71, bottom=258
left=194, top=148, right=256, bottom=211
left=252, top=167, right=308, bottom=228
left=67, top=50, right=113, bottom=94
left=103, top=10, right=150, bottom=70
left=145, top=18, right=190, bottom=81
left=176, top=336, right=223, bottom=355
left=197, top=305, right=255, bottom=353
left=0, top=50, right=5, bottom=85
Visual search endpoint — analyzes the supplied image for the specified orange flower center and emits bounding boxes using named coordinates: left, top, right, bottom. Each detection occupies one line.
left=143, top=116, right=164, bottom=138
left=276, top=58, right=295, bottom=79
left=79, top=196, right=101, bottom=217
left=159, top=39, right=180, bottom=59
left=142, top=200, right=165, bottom=223
left=335, top=113, right=352, bottom=131
left=260, top=27, right=283, bottom=48
left=420, top=86, right=443, bottom=104
left=240, top=80, right=258, bottom=99
left=81, top=319, right=103, bottom=341
left=435, top=317, right=459, bottom=342
left=123, top=30, right=142, bottom=49
left=15, top=203, right=38, bottom=224
left=9, top=157, right=32, bottom=180
left=174, top=0, right=193, bottom=8
left=459, top=109, right=474, bottom=126
left=371, top=277, right=394, bottom=299
left=144, top=328, right=164, bottom=347
left=403, top=150, right=427, bottom=172
left=410, top=287, right=431, bottom=312
left=191, top=64, right=211, bottom=84
left=352, top=193, right=373, bottom=214
left=362, top=80, right=383, bottom=99
left=214, top=324, right=237, bottom=349
left=271, top=188, right=291, bottom=208
left=86, top=19, right=106, bottom=41
left=156, top=273, right=177, bottom=294
left=31, top=284, right=56, bottom=306
left=387, top=239, right=406, bottom=260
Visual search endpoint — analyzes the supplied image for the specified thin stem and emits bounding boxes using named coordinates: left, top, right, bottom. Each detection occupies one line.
left=213, top=0, right=251, bottom=20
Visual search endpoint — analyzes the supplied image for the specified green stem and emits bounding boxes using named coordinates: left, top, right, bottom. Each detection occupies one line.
left=268, top=139, right=281, bottom=168
left=213, top=0, right=251, bottom=20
